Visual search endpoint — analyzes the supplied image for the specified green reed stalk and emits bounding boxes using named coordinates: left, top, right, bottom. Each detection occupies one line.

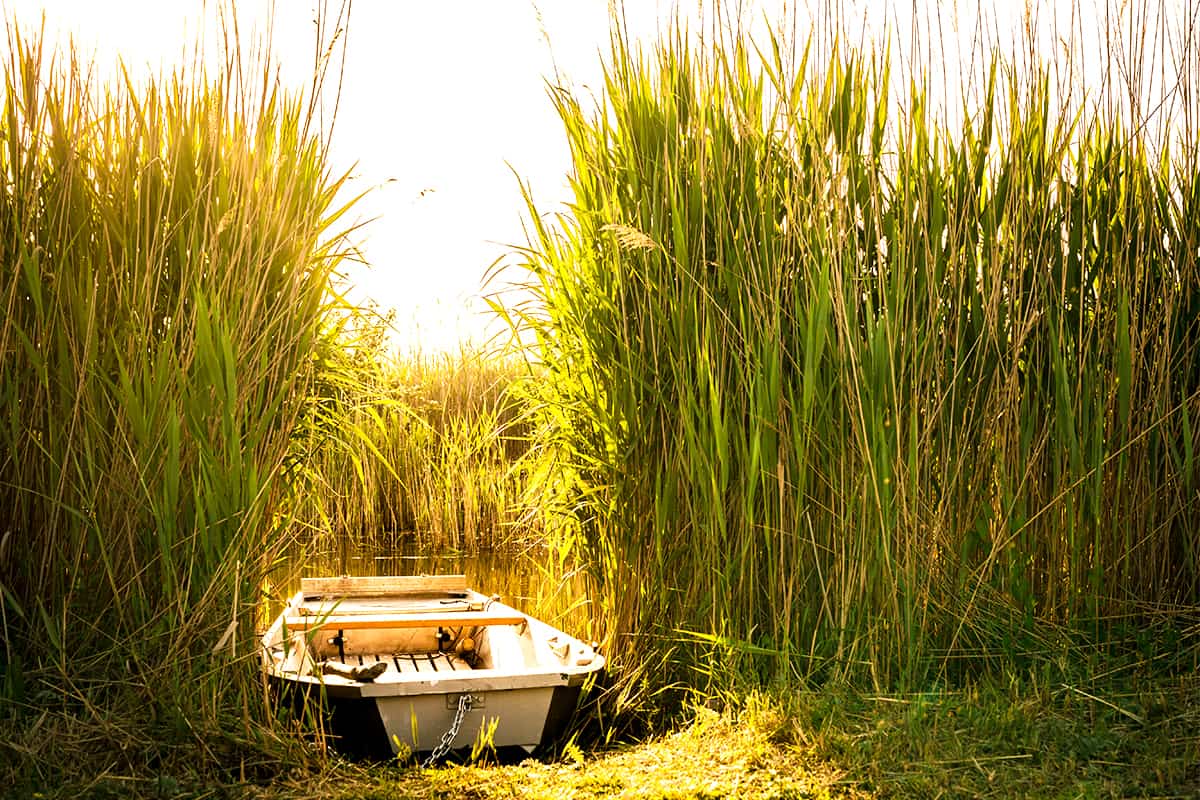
left=0, top=9, right=358, bottom=766
left=290, top=339, right=542, bottom=550
left=512, top=4, right=1200, bottom=711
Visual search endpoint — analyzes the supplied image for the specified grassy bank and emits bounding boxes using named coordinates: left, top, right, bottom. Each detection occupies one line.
left=357, top=673, right=1200, bottom=800
left=7, top=667, right=1195, bottom=798
left=511, top=1, right=1200, bottom=709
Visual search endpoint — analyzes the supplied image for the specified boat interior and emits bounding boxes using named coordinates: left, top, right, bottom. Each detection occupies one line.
left=263, top=575, right=595, bottom=684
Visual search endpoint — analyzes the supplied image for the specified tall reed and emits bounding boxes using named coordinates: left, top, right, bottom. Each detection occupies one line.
left=0, top=7, right=358, bottom=770
left=290, top=334, right=542, bottom=550
left=512, top=5, right=1200, bottom=703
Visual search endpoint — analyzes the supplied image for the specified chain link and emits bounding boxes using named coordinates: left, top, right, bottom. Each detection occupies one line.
left=422, top=693, right=472, bottom=767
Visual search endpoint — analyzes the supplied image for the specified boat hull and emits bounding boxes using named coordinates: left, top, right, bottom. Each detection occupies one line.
left=261, top=575, right=602, bottom=760
left=272, top=677, right=584, bottom=759
left=376, top=684, right=576, bottom=755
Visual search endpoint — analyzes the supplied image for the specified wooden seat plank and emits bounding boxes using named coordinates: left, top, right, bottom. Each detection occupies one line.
left=300, top=574, right=468, bottom=598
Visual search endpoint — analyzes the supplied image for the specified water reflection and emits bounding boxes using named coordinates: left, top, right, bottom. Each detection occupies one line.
left=278, top=535, right=601, bottom=640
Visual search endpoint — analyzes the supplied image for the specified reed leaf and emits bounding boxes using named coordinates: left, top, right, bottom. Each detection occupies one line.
left=508, top=5, right=1200, bottom=712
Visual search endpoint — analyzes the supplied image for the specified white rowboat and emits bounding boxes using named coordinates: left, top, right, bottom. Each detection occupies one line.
left=260, top=574, right=604, bottom=759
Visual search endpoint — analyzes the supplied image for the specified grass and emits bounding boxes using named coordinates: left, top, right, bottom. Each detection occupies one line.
left=287, top=335, right=544, bottom=551
left=0, top=0, right=367, bottom=784
left=3, top=0, right=1200, bottom=797
left=7, top=668, right=1195, bottom=798
left=504, top=0, right=1200, bottom=713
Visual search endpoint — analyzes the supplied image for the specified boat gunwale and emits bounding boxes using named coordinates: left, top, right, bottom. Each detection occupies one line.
left=267, top=661, right=601, bottom=699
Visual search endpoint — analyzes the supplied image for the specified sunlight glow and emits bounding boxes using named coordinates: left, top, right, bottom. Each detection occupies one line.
left=5, top=0, right=1194, bottom=352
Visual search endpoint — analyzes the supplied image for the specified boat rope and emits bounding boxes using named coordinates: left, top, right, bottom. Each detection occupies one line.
left=422, top=693, right=472, bottom=767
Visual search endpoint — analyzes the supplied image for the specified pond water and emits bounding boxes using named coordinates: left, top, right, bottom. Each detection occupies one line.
left=275, top=535, right=602, bottom=641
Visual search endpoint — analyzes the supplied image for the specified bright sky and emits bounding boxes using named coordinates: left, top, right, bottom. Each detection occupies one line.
left=5, top=1, right=1194, bottom=353
left=6, top=0, right=619, bottom=353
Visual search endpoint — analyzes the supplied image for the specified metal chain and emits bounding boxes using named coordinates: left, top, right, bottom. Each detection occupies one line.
left=422, top=693, right=472, bottom=767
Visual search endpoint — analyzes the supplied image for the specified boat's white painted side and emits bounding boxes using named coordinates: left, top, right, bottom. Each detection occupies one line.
left=377, top=685, right=555, bottom=754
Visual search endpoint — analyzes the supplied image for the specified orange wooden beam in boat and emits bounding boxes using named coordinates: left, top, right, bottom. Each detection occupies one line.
left=284, top=611, right=527, bottom=631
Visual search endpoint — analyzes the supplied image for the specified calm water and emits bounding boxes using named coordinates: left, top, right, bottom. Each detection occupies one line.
left=276, top=535, right=601, bottom=640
